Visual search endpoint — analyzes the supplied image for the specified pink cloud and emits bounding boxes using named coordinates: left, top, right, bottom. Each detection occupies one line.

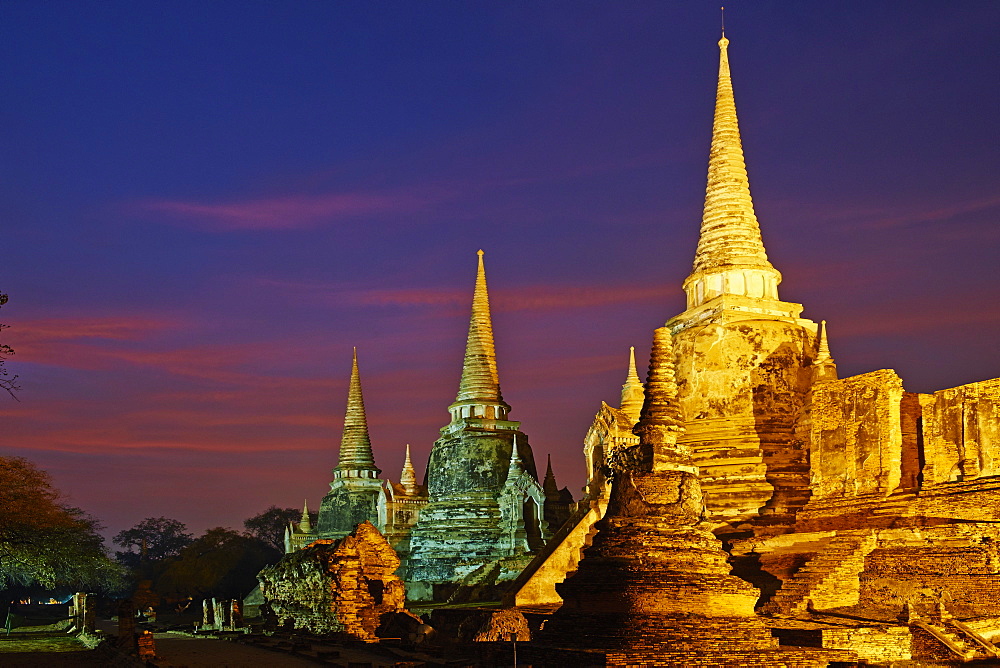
left=10, top=427, right=333, bottom=455
left=10, top=316, right=175, bottom=342
left=831, top=290, right=1000, bottom=339
left=347, top=283, right=675, bottom=312
left=494, top=284, right=675, bottom=311
left=800, top=194, right=1000, bottom=231
left=12, top=338, right=262, bottom=381
left=138, top=190, right=430, bottom=230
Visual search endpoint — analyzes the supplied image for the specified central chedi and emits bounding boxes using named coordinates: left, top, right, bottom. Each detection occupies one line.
left=533, top=327, right=779, bottom=664
left=405, top=250, right=548, bottom=602
left=667, top=34, right=819, bottom=529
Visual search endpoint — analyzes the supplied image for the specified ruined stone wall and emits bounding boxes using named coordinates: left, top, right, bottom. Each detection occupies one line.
left=809, top=369, right=904, bottom=500
left=672, top=319, right=815, bottom=519
left=859, top=544, right=1000, bottom=618
left=921, top=378, right=1000, bottom=485
left=898, top=392, right=925, bottom=491
left=257, top=522, right=407, bottom=640
left=795, top=477, right=1000, bottom=533
left=821, top=626, right=912, bottom=664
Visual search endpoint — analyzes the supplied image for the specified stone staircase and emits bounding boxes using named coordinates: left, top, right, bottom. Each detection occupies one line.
left=912, top=620, right=978, bottom=661
left=761, top=531, right=877, bottom=615
left=951, top=618, right=1000, bottom=659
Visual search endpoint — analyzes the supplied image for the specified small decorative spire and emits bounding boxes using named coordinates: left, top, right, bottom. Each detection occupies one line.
left=636, top=328, right=684, bottom=430
left=400, top=444, right=419, bottom=495
left=543, top=454, right=559, bottom=496
left=299, top=500, right=312, bottom=533
left=633, top=327, right=692, bottom=473
left=454, top=250, right=508, bottom=410
left=813, top=320, right=838, bottom=382
left=336, top=348, right=381, bottom=474
left=620, top=346, right=645, bottom=422
left=815, top=320, right=833, bottom=364
left=506, top=434, right=524, bottom=482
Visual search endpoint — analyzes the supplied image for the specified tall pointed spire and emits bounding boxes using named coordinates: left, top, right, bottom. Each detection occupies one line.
left=682, top=34, right=782, bottom=310
left=451, top=250, right=509, bottom=420
left=620, top=346, right=645, bottom=422
left=335, top=348, right=380, bottom=474
left=400, top=444, right=418, bottom=495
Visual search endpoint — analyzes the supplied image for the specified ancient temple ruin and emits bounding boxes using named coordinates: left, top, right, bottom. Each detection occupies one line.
left=272, top=27, right=1000, bottom=664
left=522, top=32, right=1000, bottom=664
left=530, top=328, right=840, bottom=665
left=259, top=521, right=411, bottom=641
left=289, top=250, right=570, bottom=603
left=378, top=444, right=429, bottom=562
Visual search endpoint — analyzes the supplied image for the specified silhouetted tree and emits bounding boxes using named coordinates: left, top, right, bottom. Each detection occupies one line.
left=113, top=517, right=194, bottom=569
left=155, top=528, right=277, bottom=600
left=0, top=292, right=20, bottom=400
left=0, top=457, right=127, bottom=602
left=244, top=506, right=316, bottom=553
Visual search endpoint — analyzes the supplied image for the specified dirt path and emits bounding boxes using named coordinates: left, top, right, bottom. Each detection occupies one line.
left=150, top=633, right=322, bottom=667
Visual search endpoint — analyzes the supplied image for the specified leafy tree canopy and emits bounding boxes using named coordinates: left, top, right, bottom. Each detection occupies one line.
left=113, top=517, right=194, bottom=567
left=156, top=527, right=278, bottom=600
left=0, top=457, right=127, bottom=596
left=243, top=505, right=316, bottom=553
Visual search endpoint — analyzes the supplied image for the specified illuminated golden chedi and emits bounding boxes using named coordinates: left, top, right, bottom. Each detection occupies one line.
left=668, top=36, right=820, bottom=526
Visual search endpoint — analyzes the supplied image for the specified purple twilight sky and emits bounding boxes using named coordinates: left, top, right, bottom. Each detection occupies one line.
left=2, top=2, right=999, bottom=539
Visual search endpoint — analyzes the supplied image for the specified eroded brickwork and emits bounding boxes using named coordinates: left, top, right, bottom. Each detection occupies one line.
left=921, top=378, right=1000, bottom=484
left=809, top=369, right=904, bottom=499
left=534, top=328, right=797, bottom=665
left=257, top=521, right=408, bottom=640
left=821, top=626, right=912, bottom=663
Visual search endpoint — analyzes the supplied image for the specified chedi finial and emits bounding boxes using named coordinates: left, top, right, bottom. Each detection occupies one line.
left=620, top=345, right=645, bottom=422
left=400, top=444, right=419, bottom=495
left=454, top=250, right=506, bottom=409
left=632, top=327, right=694, bottom=473
left=813, top=320, right=838, bottom=382
left=682, top=31, right=781, bottom=311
